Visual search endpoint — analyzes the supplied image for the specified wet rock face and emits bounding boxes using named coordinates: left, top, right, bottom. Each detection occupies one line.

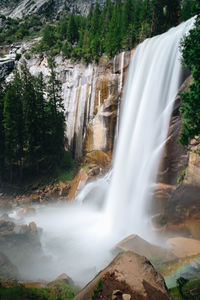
left=0, top=252, right=20, bottom=281
left=153, top=76, right=200, bottom=239
left=24, top=51, right=132, bottom=159
left=0, top=0, right=108, bottom=19
left=158, top=77, right=192, bottom=186
left=75, top=251, right=170, bottom=300
left=0, top=219, right=43, bottom=279
left=0, top=59, right=15, bottom=79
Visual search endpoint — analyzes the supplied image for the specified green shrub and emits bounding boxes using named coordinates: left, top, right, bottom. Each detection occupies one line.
left=92, top=280, right=103, bottom=300
left=24, top=52, right=31, bottom=60
left=15, top=53, right=21, bottom=61
left=177, top=170, right=186, bottom=184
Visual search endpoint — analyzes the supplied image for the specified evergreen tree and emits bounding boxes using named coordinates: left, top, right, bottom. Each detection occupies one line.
left=21, top=64, right=42, bottom=172
left=165, top=0, right=181, bottom=29
left=3, top=76, right=23, bottom=182
left=179, top=7, right=200, bottom=149
left=47, top=57, right=65, bottom=165
left=67, top=14, right=78, bottom=43
left=121, top=0, right=133, bottom=36
left=105, top=4, right=122, bottom=57
left=57, top=18, right=68, bottom=40
left=151, top=0, right=166, bottom=36
left=33, top=72, right=47, bottom=167
left=90, top=3, right=101, bottom=36
left=42, top=24, right=55, bottom=47
left=62, top=41, right=73, bottom=58
left=181, top=0, right=197, bottom=21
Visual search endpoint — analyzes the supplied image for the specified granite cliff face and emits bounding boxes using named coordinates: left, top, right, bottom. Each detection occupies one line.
left=21, top=51, right=132, bottom=159
left=153, top=76, right=200, bottom=240
left=0, top=0, right=107, bottom=19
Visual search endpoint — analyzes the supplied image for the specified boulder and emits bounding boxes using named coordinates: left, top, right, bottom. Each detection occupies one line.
left=0, top=220, right=42, bottom=275
left=75, top=251, right=170, bottom=300
left=48, top=273, right=74, bottom=287
left=17, top=206, right=35, bottom=217
left=68, top=169, right=88, bottom=200
left=115, top=235, right=176, bottom=263
left=87, top=166, right=101, bottom=178
left=84, top=150, right=111, bottom=167
left=0, top=252, right=19, bottom=281
left=167, top=237, right=200, bottom=258
left=0, top=59, right=15, bottom=79
left=0, top=220, right=15, bottom=235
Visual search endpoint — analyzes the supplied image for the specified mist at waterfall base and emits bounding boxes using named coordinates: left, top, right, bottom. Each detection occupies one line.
left=6, top=18, right=195, bottom=285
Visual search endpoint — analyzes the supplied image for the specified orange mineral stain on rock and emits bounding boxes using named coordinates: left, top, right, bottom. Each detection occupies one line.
left=68, top=169, right=88, bottom=201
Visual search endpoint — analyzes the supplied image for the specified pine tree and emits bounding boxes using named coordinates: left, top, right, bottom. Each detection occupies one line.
left=67, top=14, right=78, bottom=43
left=42, top=24, right=55, bottom=47
left=165, top=0, right=181, bottom=29
left=57, top=18, right=68, bottom=40
left=21, top=63, right=42, bottom=173
left=90, top=3, right=101, bottom=36
left=179, top=10, right=200, bottom=148
left=33, top=72, right=47, bottom=167
left=3, top=75, right=23, bottom=182
left=105, top=4, right=122, bottom=57
left=47, top=57, right=65, bottom=166
left=121, top=0, right=134, bottom=36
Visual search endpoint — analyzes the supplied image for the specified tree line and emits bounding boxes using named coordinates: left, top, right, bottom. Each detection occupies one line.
left=179, top=3, right=200, bottom=151
left=31, top=0, right=197, bottom=62
left=0, top=60, right=65, bottom=183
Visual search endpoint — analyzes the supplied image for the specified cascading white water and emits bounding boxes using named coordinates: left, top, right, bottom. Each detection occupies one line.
left=4, top=18, right=195, bottom=286
left=104, top=17, right=195, bottom=237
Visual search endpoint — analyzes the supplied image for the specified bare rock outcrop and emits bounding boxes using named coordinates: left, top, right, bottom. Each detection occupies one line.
left=0, top=58, right=15, bottom=79
left=75, top=251, right=170, bottom=300
left=167, top=237, right=200, bottom=258
left=21, top=51, right=132, bottom=159
left=0, top=252, right=20, bottom=281
left=153, top=75, right=200, bottom=239
left=68, top=169, right=88, bottom=200
left=0, top=220, right=42, bottom=277
left=0, top=0, right=108, bottom=19
left=115, top=234, right=176, bottom=263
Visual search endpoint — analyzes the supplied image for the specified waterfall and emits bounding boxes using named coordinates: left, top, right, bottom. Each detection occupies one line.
left=104, top=17, right=195, bottom=237
left=7, top=17, right=195, bottom=285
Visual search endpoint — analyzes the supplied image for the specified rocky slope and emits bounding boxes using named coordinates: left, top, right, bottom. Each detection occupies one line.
left=0, top=0, right=107, bottom=19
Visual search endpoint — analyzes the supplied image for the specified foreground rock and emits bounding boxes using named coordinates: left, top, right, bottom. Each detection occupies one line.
left=0, top=220, right=42, bottom=279
left=68, top=169, right=88, bottom=200
left=167, top=237, right=200, bottom=258
left=47, top=273, right=74, bottom=287
left=0, top=252, right=19, bottom=281
left=75, top=251, right=170, bottom=300
left=115, top=234, right=176, bottom=263
left=17, top=206, right=36, bottom=217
